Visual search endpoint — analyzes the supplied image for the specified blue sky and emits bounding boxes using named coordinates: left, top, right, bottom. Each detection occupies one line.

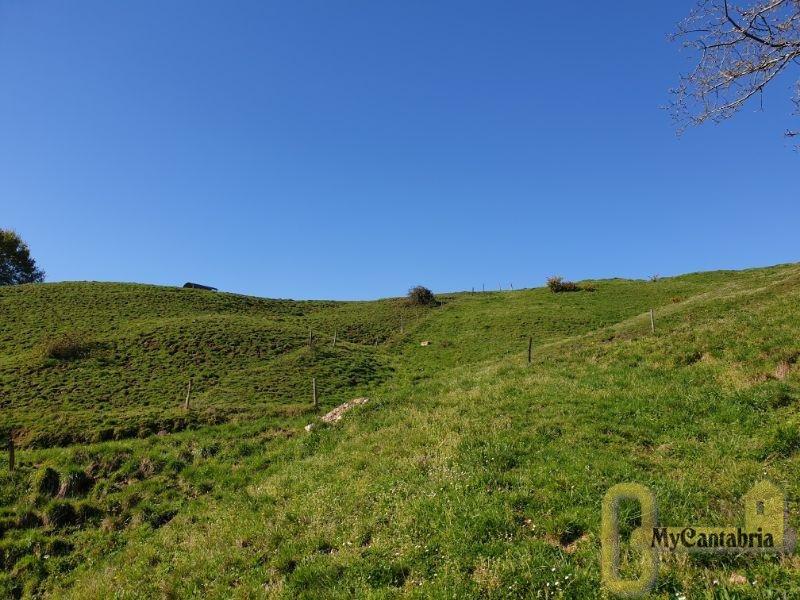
left=1, top=1, right=797, bottom=300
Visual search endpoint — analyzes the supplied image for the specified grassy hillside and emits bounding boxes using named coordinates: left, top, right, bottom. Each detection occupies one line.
left=0, top=282, right=433, bottom=448
left=2, top=265, right=800, bottom=598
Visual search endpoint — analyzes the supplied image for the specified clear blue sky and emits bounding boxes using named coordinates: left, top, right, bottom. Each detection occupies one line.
left=1, top=1, right=797, bottom=300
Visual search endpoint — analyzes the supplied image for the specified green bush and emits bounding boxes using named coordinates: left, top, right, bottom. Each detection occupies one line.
left=407, top=286, right=436, bottom=306
left=40, top=332, right=93, bottom=360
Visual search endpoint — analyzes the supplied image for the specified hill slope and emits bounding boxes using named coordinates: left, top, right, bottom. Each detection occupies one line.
left=2, top=265, right=800, bottom=598
left=0, top=282, right=434, bottom=448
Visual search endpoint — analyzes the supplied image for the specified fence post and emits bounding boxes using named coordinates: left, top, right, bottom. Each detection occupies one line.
left=528, top=337, right=532, bottom=364
left=184, top=378, right=192, bottom=410
left=332, top=330, right=337, bottom=347
left=8, top=433, right=14, bottom=473
left=312, top=377, right=317, bottom=408
left=650, top=309, right=655, bottom=334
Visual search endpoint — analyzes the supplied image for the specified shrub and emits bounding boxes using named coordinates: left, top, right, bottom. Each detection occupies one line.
left=407, top=286, right=436, bottom=306
left=546, top=276, right=580, bottom=293
left=40, top=332, right=92, bottom=360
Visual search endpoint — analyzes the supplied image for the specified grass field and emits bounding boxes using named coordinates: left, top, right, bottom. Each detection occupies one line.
left=2, top=264, right=800, bottom=598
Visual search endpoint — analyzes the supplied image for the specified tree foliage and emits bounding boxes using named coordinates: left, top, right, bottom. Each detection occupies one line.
left=407, top=285, right=436, bottom=306
left=671, top=0, right=800, bottom=136
left=0, top=229, right=45, bottom=285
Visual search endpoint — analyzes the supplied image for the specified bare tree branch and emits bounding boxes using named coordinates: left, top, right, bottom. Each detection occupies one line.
left=670, top=0, right=800, bottom=138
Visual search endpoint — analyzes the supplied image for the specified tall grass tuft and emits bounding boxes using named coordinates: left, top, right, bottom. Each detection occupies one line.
left=41, top=332, right=93, bottom=360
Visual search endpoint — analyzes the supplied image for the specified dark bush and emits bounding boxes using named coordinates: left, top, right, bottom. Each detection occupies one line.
left=547, top=276, right=580, bottom=293
left=40, top=332, right=92, bottom=360
left=407, top=286, right=436, bottom=306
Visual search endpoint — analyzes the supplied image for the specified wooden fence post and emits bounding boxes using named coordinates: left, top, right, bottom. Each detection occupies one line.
left=650, top=309, right=655, bottom=334
left=528, top=337, right=532, bottom=364
left=332, top=331, right=337, bottom=348
left=312, top=377, right=317, bottom=408
left=8, top=433, right=14, bottom=473
left=184, top=378, right=192, bottom=410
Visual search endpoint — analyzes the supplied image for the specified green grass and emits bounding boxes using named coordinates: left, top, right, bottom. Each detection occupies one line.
left=2, top=265, right=800, bottom=598
left=0, top=282, right=430, bottom=448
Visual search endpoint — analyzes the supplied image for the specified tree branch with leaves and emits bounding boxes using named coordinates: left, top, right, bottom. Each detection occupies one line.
left=0, top=229, right=45, bottom=286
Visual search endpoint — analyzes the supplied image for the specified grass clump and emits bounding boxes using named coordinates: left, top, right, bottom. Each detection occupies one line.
left=40, top=331, right=93, bottom=360
left=75, top=502, right=103, bottom=525
left=42, top=501, right=77, bottom=528
left=762, top=423, right=800, bottom=458
left=31, top=467, right=60, bottom=498
left=57, top=468, right=93, bottom=498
